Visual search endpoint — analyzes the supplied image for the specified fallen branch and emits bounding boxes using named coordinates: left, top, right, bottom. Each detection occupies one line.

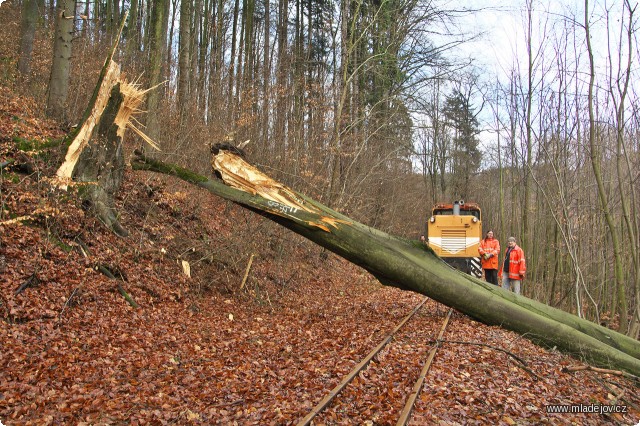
left=97, top=264, right=139, bottom=308
left=72, top=237, right=91, bottom=258
left=59, top=287, right=81, bottom=317
left=0, top=159, right=14, bottom=171
left=436, top=339, right=541, bottom=380
left=15, top=270, right=40, bottom=295
left=239, top=253, right=255, bottom=290
left=117, top=284, right=139, bottom=309
left=437, top=339, right=528, bottom=366
left=596, top=377, right=640, bottom=411
left=561, top=364, right=639, bottom=381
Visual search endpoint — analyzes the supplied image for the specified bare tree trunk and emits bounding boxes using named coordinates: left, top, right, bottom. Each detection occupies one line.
left=227, top=0, right=240, bottom=123
left=124, top=0, right=139, bottom=62
left=191, top=0, right=202, bottom=112
left=584, top=0, right=628, bottom=333
left=607, top=0, right=639, bottom=337
left=145, top=0, right=168, bottom=143
left=177, top=0, right=192, bottom=119
left=47, top=0, right=76, bottom=121
left=18, top=0, right=39, bottom=77
left=262, top=0, right=271, bottom=149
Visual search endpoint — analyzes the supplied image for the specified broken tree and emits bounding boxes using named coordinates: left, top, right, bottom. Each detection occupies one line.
left=55, top=12, right=158, bottom=237
left=131, top=150, right=640, bottom=377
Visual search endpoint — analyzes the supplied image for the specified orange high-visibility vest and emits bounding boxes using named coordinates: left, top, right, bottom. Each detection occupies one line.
left=478, top=237, right=500, bottom=270
left=499, top=245, right=526, bottom=280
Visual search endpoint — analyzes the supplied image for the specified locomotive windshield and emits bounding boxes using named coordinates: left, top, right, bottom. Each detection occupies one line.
left=432, top=209, right=480, bottom=219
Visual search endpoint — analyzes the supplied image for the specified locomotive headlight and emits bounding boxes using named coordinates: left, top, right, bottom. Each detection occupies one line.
left=429, top=216, right=435, bottom=223
left=472, top=217, right=478, bottom=223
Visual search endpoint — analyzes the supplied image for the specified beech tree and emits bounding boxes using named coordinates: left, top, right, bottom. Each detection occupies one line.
left=47, top=0, right=76, bottom=121
left=17, top=0, right=39, bottom=77
left=145, top=0, right=169, bottom=142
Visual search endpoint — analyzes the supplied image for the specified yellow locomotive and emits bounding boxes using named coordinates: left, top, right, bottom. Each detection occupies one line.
left=426, top=200, right=482, bottom=277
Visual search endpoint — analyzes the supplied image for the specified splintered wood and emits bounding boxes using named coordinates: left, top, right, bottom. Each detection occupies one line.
left=54, top=67, right=158, bottom=191
left=211, top=150, right=350, bottom=232
left=116, top=79, right=160, bottom=151
left=55, top=61, right=122, bottom=190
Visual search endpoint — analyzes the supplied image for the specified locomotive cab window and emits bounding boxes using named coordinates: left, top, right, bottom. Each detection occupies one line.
left=433, top=209, right=480, bottom=219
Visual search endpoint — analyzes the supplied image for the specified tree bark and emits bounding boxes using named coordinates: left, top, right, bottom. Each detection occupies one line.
left=145, top=0, right=168, bottom=142
left=124, top=0, right=139, bottom=62
left=584, top=0, right=628, bottom=333
left=177, top=0, right=192, bottom=119
left=72, top=82, right=129, bottom=237
left=47, top=0, right=76, bottom=121
left=130, top=152, right=640, bottom=376
left=18, top=0, right=39, bottom=77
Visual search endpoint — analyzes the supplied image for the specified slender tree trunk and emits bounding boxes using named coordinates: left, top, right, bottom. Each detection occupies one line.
left=273, top=0, right=289, bottom=157
left=113, top=0, right=120, bottom=32
left=191, top=0, right=202, bottom=112
left=124, top=0, right=139, bottom=62
left=584, top=0, right=628, bottom=333
left=235, top=0, right=246, bottom=126
left=197, top=0, right=210, bottom=113
left=47, top=0, right=76, bottom=121
left=227, top=0, right=240, bottom=123
left=18, top=0, right=39, bottom=77
left=105, top=0, right=113, bottom=34
left=145, top=0, right=168, bottom=142
left=522, top=0, right=534, bottom=270
left=177, top=0, right=192, bottom=120
left=166, top=0, right=178, bottom=96
left=262, top=0, right=271, bottom=149
left=610, top=0, right=639, bottom=336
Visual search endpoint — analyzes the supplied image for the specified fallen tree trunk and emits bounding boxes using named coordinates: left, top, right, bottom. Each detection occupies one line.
left=130, top=151, right=640, bottom=376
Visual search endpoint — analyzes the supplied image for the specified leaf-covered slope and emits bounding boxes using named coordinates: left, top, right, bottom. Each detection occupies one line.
left=0, top=89, right=638, bottom=425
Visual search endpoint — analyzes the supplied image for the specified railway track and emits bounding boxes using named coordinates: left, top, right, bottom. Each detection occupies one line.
left=296, top=297, right=454, bottom=425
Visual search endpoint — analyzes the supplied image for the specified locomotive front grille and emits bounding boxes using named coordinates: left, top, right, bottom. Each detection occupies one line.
left=441, top=229, right=467, bottom=253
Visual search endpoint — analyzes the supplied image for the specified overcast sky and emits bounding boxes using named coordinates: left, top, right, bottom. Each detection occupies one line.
left=448, top=0, right=636, bottom=76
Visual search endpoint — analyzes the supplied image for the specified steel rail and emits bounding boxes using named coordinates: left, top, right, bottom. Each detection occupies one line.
left=296, top=296, right=428, bottom=426
left=396, top=308, right=453, bottom=426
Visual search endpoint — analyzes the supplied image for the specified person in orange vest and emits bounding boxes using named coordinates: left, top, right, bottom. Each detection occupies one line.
left=499, top=236, right=526, bottom=294
left=478, top=230, right=500, bottom=285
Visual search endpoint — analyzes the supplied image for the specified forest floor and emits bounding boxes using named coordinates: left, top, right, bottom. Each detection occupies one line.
left=1, top=85, right=639, bottom=425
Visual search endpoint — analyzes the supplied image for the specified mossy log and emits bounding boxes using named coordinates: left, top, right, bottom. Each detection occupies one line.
left=131, top=152, right=640, bottom=376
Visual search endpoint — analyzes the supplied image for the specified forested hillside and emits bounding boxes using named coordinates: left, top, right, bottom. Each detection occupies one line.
left=3, top=0, right=640, bottom=331
left=1, top=0, right=639, bottom=423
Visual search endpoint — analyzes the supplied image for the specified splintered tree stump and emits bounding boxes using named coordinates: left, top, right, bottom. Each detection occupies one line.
left=74, top=82, right=129, bottom=236
left=55, top=11, right=158, bottom=237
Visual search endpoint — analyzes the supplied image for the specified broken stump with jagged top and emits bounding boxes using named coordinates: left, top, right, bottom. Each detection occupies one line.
left=54, top=11, right=158, bottom=237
